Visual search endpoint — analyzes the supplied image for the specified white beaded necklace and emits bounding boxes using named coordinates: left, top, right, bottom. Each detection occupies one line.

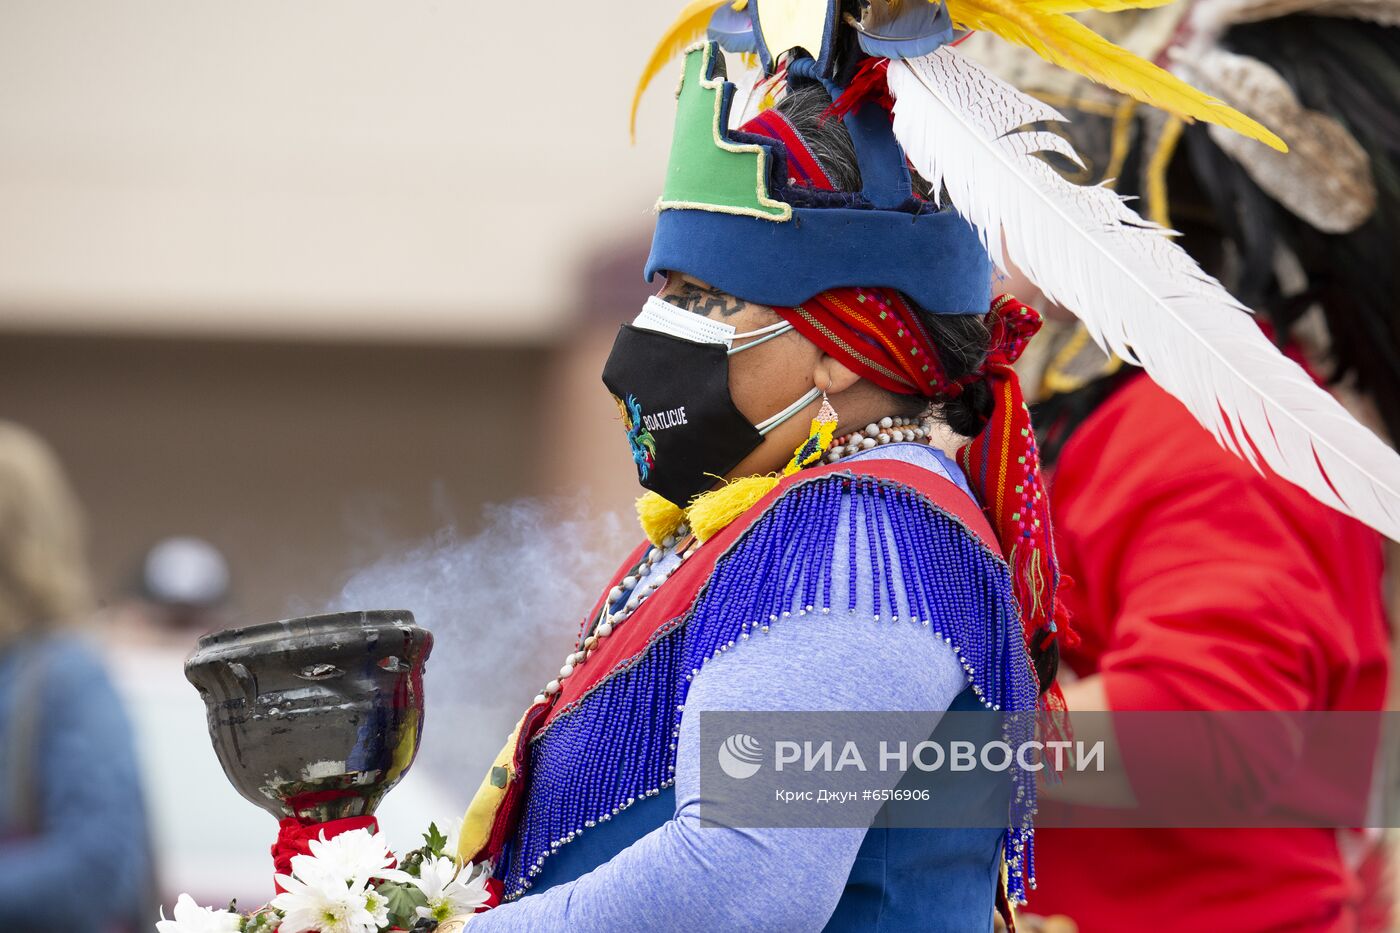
left=825, top=414, right=928, bottom=463
left=533, top=415, right=931, bottom=704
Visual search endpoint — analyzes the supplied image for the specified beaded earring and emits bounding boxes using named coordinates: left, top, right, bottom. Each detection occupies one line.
left=782, top=391, right=839, bottom=476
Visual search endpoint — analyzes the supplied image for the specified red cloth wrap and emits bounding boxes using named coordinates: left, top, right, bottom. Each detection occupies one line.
left=955, top=299, right=1075, bottom=724
left=776, top=287, right=948, bottom=395
left=481, top=877, right=504, bottom=912
left=271, top=814, right=380, bottom=892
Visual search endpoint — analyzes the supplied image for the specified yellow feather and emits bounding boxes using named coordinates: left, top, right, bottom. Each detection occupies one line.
left=945, top=0, right=1288, bottom=151
left=1019, top=0, right=1176, bottom=13
left=631, top=0, right=725, bottom=141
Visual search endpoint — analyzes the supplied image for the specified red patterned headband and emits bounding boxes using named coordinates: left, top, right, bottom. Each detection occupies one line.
left=775, top=286, right=947, bottom=397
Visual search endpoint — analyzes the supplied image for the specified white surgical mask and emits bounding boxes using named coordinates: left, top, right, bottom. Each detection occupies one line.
left=633, top=295, right=794, bottom=355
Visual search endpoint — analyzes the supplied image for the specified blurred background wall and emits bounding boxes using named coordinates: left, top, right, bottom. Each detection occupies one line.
left=0, top=0, right=678, bottom=909
left=0, top=0, right=670, bottom=619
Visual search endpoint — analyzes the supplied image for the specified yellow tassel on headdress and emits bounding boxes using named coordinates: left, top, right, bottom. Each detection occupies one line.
left=943, top=0, right=1287, bottom=151
left=637, top=490, right=686, bottom=546
left=632, top=0, right=1282, bottom=153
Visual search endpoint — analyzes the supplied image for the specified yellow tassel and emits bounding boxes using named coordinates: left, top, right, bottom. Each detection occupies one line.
left=630, top=0, right=724, bottom=142
left=637, top=491, right=686, bottom=546
left=687, top=474, right=781, bottom=543
left=944, top=0, right=1287, bottom=152
left=633, top=0, right=1282, bottom=151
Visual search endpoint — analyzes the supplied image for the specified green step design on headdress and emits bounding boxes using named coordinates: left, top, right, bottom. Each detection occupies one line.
left=657, top=42, right=791, bottom=223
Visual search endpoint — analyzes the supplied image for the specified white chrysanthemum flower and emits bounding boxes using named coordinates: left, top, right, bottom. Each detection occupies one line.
left=271, top=871, right=378, bottom=933
left=363, top=885, right=391, bottom=929
left=410, top=856, right=492, bottom=923
left=303, top=827, right=411, bottom=888
left=155, top=894, right=243, bottom=933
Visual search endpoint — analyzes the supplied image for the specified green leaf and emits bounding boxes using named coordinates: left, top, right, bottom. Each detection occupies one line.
left=423, top=821, right=448, bottom=858
left=376, top=880, right=428, bottom=929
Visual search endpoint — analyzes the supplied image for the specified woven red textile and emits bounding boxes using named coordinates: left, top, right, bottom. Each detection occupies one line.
left=955, top=297, right=1073, bottom=719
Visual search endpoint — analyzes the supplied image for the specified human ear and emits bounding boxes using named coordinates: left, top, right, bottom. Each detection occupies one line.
left=813, top=354, right=861, bottom=395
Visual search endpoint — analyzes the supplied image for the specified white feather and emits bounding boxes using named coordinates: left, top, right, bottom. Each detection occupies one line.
left=887, top=47, right=1400, bottom=541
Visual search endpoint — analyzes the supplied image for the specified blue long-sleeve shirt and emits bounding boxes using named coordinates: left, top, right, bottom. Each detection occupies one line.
left=0, top=635, right=151, bottom=932
left=472, top=445, right=996, bottom=931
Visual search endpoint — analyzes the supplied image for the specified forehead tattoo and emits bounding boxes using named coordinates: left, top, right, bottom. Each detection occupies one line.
left=669, top=280, right=748, bottom=318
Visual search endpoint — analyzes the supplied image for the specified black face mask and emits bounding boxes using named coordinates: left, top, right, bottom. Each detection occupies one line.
left=601, top=325, right=763, bottom=507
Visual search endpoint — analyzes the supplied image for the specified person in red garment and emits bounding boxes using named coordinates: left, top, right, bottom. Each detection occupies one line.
left=1029, top=374, right=1390, bottom=932
left=979, top=4, right=1400, bottom=930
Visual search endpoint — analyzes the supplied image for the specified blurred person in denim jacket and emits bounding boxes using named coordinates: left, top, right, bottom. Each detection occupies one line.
left=0, top=421, right=153, bottom=932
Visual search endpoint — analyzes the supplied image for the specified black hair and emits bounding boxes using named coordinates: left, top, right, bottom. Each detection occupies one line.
left=775, top=78, right=1054, bottom=692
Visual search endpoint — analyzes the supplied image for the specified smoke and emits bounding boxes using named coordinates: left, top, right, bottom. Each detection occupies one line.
left=325, top=497, right=632, bottom=786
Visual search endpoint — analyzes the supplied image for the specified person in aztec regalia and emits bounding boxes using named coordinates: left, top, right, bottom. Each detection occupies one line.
left=962, top=3, right=1400, bottom=930
left=441, top=1, right=1400, bottom=930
